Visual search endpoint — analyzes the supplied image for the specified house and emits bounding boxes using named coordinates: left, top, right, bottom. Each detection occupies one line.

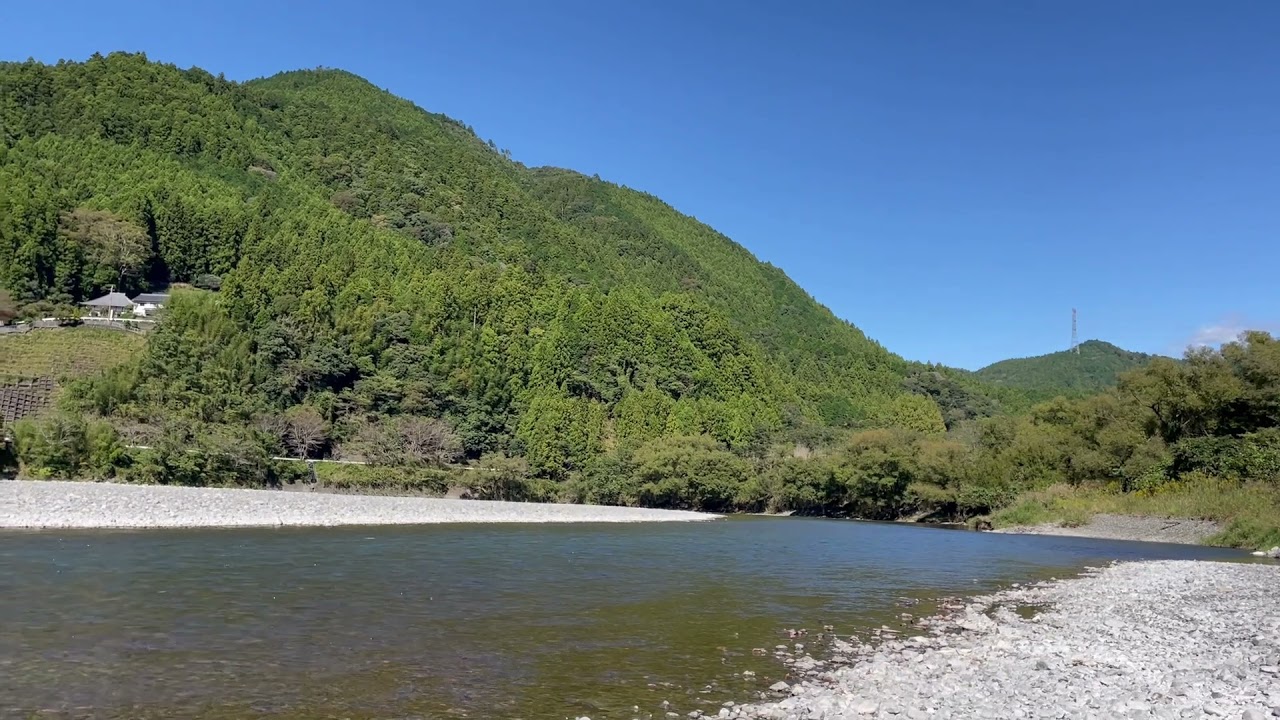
left=81, top=292, right=135, bottom=321
left=130, top=292, right=170, bottom=317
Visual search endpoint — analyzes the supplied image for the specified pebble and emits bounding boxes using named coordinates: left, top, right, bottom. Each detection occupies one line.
left=735, top=561, right=1280, bottom=720
left=0, top=480, right=719, bottom=527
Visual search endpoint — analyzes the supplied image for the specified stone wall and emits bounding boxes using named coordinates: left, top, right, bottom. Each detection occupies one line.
left=0, top=377, right=55, bottom=425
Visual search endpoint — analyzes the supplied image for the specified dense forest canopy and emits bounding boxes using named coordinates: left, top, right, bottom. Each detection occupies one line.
left=0, top=52, right=953, bottom=457
left=2, top=54, right=1276, bottom=543
left=975, top=340, right=1159, bottom=400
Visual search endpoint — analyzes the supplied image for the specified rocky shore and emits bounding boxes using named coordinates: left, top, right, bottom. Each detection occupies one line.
left=730, top=560, right=1279, bottom=720
left=992, top=513, right=1222, bottom=545
left=0, top=480, right=719, bottom=528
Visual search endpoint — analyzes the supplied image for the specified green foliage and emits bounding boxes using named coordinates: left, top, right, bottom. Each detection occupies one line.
left=312, top=463, right=453, bottom=494
left=901, top=367, right=1000, bottom=429
left=631, top=435, right=749, bottom=512
left=0, top=53, right=985, bottom=486
left=467, top=453, right=554, bottom=502
left=975, top=340, right=1158, bottom=400
left=12, top=413, right=122, bottom=479
left=874, top=394, right=946, bottom=435
left=0, top=288, right=16, bottom=324
left=1170, top=429, right=1280, bottom=481
left=1210, top=514, right=1280, bottom=551
left=2, top=53, right=1275, bottom=540
left=119, top=422, right=274, bottom=487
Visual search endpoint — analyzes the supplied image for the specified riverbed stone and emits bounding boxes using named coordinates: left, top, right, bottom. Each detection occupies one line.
left=0, top=480, right=720, bottom=527
left=734, top=561, right=1280, bottom=720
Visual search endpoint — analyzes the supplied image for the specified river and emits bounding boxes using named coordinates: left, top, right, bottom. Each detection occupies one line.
left=0, top=517, right=1250, bottom=719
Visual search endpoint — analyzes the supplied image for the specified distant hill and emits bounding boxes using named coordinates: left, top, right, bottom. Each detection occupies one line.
left=974, top=340, right=1158, bottom=398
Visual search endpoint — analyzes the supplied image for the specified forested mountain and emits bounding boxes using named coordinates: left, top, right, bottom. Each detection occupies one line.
left=5, top=54, right=1275, bottom=543
left=0, top=52, right=949, bottom=473
left=975, top=340, right=1158, bottom=399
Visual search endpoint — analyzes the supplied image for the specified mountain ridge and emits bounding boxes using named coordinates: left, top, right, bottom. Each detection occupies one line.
left=974, top=339, right=1159, bottom=397
left=0, top=52, right=1022, bottom=473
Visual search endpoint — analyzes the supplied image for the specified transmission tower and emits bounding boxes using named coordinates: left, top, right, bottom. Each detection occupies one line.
left=1071, top=308, right=1079, bottom=354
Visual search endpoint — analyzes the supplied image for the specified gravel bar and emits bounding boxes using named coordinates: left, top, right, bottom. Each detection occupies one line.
left=0, top=480, right=720, bottom=528
left=734, top=560, right=1280, bottom=720
left=992, top=514, right=1223, bottom=545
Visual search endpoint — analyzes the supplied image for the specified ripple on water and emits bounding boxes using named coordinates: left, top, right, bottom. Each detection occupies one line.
left=0, top=517, right=1253, bottom=718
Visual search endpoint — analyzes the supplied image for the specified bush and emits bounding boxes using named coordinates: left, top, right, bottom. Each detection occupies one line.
left=1210, top=516, right=1280, bottom=551
left=193, top=274, right=222, bottom=290
left=13, top=414, right=87, bottom=478
left=563, top=456, right=643, bottom=506
left=117, top=423, right=273, bottom=487
left=11, top=414, right=124, bottom=480
left=1171, top=430, right=1280, bottom=481
left=764, top=457, right=838, bottom=515
left=631, top=436, right=748, bottom=511
left=313, top=463, right=453, bottom=493
left=954, top=482, right=1019, bottom=517
left=463, top=453, right=553, bottom=502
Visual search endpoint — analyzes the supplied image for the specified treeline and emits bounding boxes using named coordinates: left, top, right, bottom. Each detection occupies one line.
left=0, top=53, right=977, bottom=471
left=11, top=327, right=1277, bottom=534
left=2, top=54, right=1275, bottom=535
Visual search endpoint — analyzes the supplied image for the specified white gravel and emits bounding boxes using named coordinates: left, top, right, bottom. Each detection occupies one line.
left=993, top=514, right=1223, bottom=545
left=734, top=560, right=1280, bottom=720
left=0, top=480, right=720, bottom=528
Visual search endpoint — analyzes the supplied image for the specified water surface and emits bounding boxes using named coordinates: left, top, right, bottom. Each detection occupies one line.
left=0, top=517, right=1251, bottom=719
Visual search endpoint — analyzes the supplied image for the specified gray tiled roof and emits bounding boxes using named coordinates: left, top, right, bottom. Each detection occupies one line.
left=82, top=292, right=135, bottom=307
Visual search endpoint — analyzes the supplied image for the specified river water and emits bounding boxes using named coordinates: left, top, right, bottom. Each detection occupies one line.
left=0, top=517, right=1251, bottom=719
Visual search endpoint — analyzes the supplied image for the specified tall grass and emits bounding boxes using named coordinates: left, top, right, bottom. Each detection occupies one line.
left=989, top=477, right=1280, bottom=549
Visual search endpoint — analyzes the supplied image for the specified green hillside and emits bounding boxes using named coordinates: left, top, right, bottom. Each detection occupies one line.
left=975, top=340, right=1158, bottom=399
left=0, top=52, right=950, bottom=474
left=2, top=54, right=1277, bottom=545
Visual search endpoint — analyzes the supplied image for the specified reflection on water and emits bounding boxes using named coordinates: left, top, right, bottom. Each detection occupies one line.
left=0, top=516, right=1251, bottom=719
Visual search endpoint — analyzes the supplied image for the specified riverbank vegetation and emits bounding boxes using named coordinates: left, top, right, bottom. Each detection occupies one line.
left=1, top=55, right=1276, bottom=547
left=8, top=329, right=1277, bottom=548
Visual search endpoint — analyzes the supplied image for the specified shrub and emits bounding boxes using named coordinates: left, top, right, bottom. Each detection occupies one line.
left=563, top=456, right=642, bottom=506
left=1171, top=430, right=1280, bottom=481
left=631, top=436, right=748, bottom=511
left=13, top=414, right=89, bottom=478
left=313, top=463, right=453, bottom=494
left=116, top=423, right=272, bottom=487
left=193, top=274, right=222, bottom=290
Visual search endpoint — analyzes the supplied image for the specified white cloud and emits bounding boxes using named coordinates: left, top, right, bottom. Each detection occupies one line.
left=1191, top=322, right=1247, bottom=347
left=1187, top=315, right=1278, bottom=349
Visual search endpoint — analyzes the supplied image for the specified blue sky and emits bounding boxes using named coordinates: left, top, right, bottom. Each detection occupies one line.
left=3, top=1, right=1277, bottom=369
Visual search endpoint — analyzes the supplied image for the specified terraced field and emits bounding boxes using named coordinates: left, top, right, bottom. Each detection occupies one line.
left=0, top=328, right=144, bottom=425
left=0, top=327, right=144, bottom=381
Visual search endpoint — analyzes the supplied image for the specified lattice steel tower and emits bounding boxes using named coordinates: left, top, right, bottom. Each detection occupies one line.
left=1071, top=308, right=1079, bottom=353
